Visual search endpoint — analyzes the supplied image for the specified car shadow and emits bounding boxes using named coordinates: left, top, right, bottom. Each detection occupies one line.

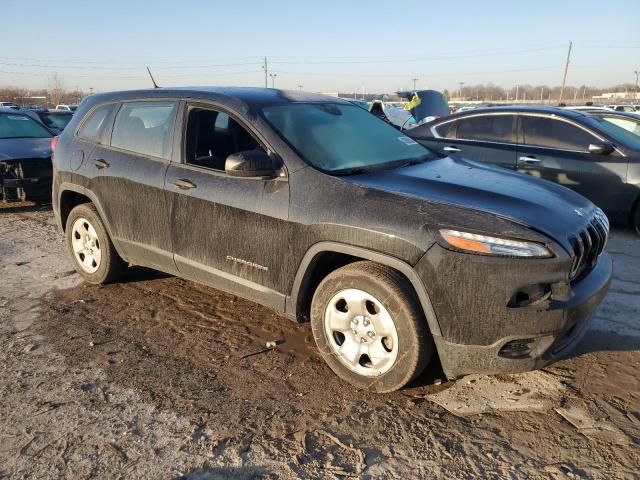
left=177, top=465, right=272, bottom=480
left=118, top=265, right=173, bottom=284
left=0, top=201, right=52, bottom=214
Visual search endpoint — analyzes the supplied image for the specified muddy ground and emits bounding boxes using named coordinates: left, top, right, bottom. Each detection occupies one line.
left=0, top=206, right=638, bottom=479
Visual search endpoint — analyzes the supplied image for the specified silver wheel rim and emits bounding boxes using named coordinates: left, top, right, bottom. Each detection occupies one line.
left=323, top=288, right=399, bottom=377
left=71, top=217, right=102, bottom=274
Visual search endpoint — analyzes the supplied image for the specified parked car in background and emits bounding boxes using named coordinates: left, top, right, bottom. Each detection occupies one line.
left=24, top=109, right=74, bottom=134
left=52, top=88, right=611, bottom=392
left=605, top=104, right=638, bottom=113
left=586, top=110, right=640, bottom=136
left=0, top=101, right=20, bottom=110
left=408, top=106, right=640, bottom=234
left=55, top=104, right=79, bottom=112
left=0, top=109, right=54, bottom=202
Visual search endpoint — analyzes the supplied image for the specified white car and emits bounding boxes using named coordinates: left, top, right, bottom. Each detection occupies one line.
left=55, top=104, right=79, bottom=112
left=0, top=101, right=19, bottom=109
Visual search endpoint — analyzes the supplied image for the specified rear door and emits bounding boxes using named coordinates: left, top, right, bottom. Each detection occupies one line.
left=419, top=114, right=518, bottom=169
left=516, top=114, right=629, bottom=214
left=88, top=100, right=178, bottom=271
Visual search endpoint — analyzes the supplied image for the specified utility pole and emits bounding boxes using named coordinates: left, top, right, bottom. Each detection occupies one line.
left=263, top=57, right=268, bottom=88
left=411, top=77, right=419, bottom=91
left=558, top=41, right=572, bottom=103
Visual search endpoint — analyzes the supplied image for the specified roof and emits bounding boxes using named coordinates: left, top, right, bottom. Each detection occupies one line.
left=446, top=104, right=588, bottom=120
left=84, top=87, right=350, bottom=109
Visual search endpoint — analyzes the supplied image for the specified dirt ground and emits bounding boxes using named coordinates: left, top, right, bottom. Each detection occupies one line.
left=0, top=206, right=638, bottom=479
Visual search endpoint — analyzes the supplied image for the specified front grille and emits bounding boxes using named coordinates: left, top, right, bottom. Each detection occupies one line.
left=569, top=209, right=609, bottom=280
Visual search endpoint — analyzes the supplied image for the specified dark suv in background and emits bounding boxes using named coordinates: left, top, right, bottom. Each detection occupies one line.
left=52, top=88, right=611, bottom=392
left=408, top=106, right=640, bottom=234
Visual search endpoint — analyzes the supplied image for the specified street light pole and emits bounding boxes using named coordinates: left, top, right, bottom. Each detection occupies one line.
left=269, top=73, right=277, bottom=88
left=635, top=70, right=639, bottom=93
left=298, top=84, right=303, bottom=90
left=458, top=81, right=465, bottom=99
left=411, top=77, right=419, bottom=91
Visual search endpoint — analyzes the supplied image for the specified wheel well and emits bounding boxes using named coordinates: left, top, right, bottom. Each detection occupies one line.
left=294, top=251, right=423, bottom=324
left=59, top=190, right=91, bottom=231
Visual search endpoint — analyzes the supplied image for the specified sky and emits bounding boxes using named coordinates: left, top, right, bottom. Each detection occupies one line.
left=1, top=0, right=639, bottom=94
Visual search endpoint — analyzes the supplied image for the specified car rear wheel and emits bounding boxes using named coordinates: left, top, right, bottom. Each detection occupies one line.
left=66, top=203, right=127, bottom=284
left=310, top=261, right=433, bottom=392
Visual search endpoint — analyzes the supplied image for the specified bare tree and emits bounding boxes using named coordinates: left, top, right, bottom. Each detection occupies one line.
left=48, top=73, right=65, bottom=106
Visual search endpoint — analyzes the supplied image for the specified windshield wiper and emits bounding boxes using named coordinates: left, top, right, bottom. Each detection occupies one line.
left=333, top=167, right=370, bottom=176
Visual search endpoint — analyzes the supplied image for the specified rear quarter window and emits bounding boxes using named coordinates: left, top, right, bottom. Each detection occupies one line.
left=78, top=104, right=116, bottom=143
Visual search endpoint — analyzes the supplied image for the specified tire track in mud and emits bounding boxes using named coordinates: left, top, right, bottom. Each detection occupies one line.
left=2, top=209, right=640, bottom=479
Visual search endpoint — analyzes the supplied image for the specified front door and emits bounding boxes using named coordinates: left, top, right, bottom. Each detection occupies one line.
left=165, top=103, right=290, bottom=310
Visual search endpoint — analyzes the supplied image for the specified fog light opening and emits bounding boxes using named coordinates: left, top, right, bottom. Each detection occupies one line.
left=499, top=339, right=536, bottom=359
left=508, top=284, right=551, bottom=308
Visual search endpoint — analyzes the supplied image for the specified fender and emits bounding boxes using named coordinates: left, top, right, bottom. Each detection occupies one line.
left=55, top=182, right=127, bottom=260
left=287, top=241, right=442, bottom=337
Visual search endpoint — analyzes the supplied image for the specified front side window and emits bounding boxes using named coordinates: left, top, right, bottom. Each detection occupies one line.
left=184, top=107, right=262, bottom=170
left=262, top=103, right=429, bottom=172
left=78, top=104, right=115, bottom=143
left=455, top=115, right=514, bottom=143
left=521, top=116, right=595, bottom=151
left=111, top=101, right=176, bottom=158
left=0, top=113, right=52, bottom=139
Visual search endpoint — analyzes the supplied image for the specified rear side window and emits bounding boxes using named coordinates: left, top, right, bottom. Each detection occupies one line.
left=455, top=115, right=514, bottom=143
left=522, top=116, right=596, bottom=151
left=111, top=101, right=176, bottom=158
left=78, top=104, right=115, bottom=143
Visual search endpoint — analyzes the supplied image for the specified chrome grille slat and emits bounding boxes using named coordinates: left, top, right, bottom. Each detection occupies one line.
left=569, top=209, right=609, bottom=280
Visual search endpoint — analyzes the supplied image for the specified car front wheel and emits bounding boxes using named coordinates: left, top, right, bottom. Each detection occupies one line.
left=310, top=261, right=433, bottom=392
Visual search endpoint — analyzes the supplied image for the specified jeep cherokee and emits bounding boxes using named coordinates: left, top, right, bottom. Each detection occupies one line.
left=52, top=88, right=612, bottom=392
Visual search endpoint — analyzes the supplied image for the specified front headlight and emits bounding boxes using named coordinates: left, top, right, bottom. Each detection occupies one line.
left=439, top=229, right=552, bottom=258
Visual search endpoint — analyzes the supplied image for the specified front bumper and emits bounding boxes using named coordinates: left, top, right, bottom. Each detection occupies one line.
left=0, top=159, right=52, bottom=202
left=416, top=245, right=612, bottom=379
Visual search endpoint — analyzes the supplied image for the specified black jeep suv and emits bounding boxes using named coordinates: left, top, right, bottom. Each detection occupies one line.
left=52, top=88, right=612, bottom=392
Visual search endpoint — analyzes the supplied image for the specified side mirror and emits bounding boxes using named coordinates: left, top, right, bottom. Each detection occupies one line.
left=588, top=141, right=614, bottom=155
left=225, top=149, right=283, bottom=178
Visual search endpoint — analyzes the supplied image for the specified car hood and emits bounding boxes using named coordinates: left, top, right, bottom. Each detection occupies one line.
left=344, top=156, right=598, bottom=251
left=0, top=137, right=51, bottom=161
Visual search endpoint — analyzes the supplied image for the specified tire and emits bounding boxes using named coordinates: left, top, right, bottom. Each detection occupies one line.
left=310, top=261, right=433, bottom=393
left=65, top=203, right=127, bottom=284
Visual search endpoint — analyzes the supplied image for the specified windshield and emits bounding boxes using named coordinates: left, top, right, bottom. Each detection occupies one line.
left=591, top=116, right=640, bottom=150
left=0, top=113, right=52, bottom=139
left=40, top=112, right=72, bottom=130
left=262, top=103, right=429, bottom=173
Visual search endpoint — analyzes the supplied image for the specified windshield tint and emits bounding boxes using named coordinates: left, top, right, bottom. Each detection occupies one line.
left=591, top=116, right=640, bottom=150
left=262, top=103, right=428, bottom=172
left=0, top=113, right=52, bottom=139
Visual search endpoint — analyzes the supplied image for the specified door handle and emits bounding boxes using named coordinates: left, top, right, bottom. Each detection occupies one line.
left=170, top=178, right=197, bottom=190
left=443, top=146, right=462, bottom=153
left=92, top=159, right=110, bottom=169
left=519, top=156, right=541, bottom=164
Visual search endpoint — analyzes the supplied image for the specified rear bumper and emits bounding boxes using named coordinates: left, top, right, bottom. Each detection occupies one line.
left=418, top=248, right=612, bottom=379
